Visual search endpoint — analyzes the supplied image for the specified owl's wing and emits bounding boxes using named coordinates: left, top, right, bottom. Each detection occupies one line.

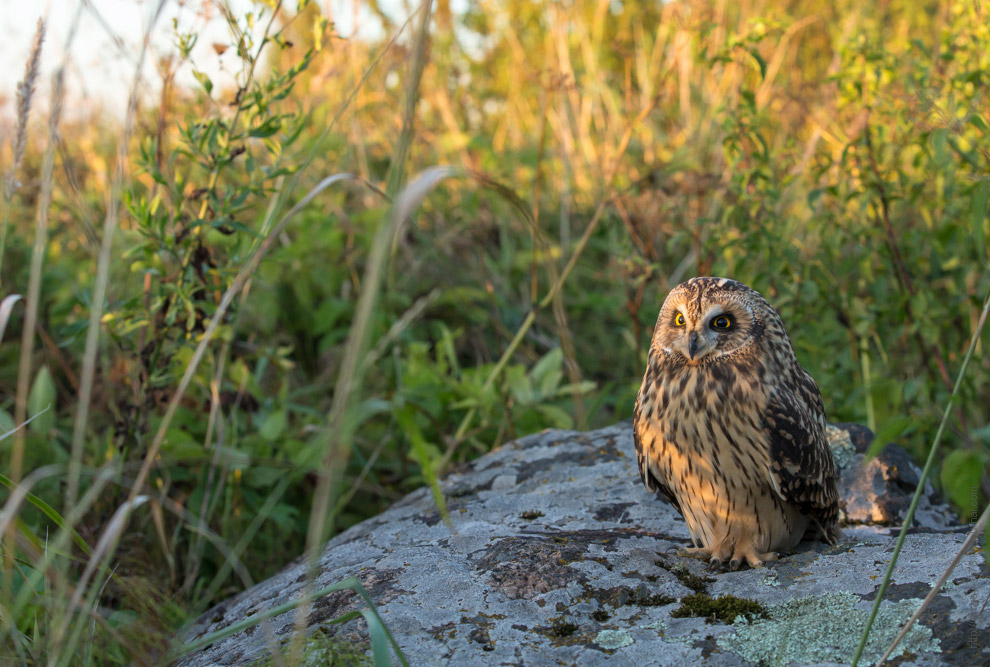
left=633, top=395, right=682, bottom=513
left=763, top=370, right=839, bottom=540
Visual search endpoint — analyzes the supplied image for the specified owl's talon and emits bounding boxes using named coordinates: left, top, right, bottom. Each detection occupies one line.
left=729, top=559, right=741, bottom=572
left=675, top=546, right=711, bottom=560
left=707, top=558, right=723, bottom=572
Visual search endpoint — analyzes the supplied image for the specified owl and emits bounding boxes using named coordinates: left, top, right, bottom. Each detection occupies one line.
left=633, top=277, right=838, bottom=571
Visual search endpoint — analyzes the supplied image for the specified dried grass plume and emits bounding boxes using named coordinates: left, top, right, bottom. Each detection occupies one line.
left=6, top=18, right=46, bottom=198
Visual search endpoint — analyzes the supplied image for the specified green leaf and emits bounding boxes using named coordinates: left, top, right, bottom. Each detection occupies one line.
left=504, top=365, right=533, bottom=405
left=530, top=348, right=564, bottom=399
left=248, top=117, right=282, bottom=138
left=535, top=404, right=573, bottom=429
left=747, top=47, right=767, bottom=79
left=866, top=416, right=913, bottom=459
left=968, top=113, right=990, bottom=133
left=556, top=380, right=597, bottom=397
left=0, top=408, right=15, bottom=435
left=192, top=70, right=213, bottom=95
left=396, top=405, right=449, bottom=523
left=259, top=409, right=287, bottom=442
left=27, top=366, right=55, bottom=435
left=939, top=449, right=988, bottom=514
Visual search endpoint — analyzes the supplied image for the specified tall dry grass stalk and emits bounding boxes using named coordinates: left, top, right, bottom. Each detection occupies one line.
left=0, top=19, right=45, bottom=287
left=4, top=4, right=74, bottom=648
left=66, top=0, right=168, bottom=511
left=4, top=19, right=44, bottom=199
left=12, top=5, right=79, bottom=485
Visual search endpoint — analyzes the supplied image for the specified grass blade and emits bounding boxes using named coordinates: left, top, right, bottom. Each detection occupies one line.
left=11, top=3, right=80, bottom=487
left=294, top=167, right=458, bottom=659
left=384, top=0, right=434, bottom=198
left=0, top=294, right=23, bottom=343
left=0, top=472, right=90, bottom=555
left=303, top=167, right=458, bottom=543
left=362, top=609, right=392, bottom=667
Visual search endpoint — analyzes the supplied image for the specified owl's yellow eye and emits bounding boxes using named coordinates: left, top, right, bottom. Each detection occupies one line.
left=674, top=313, right=685, bottom=327
left=711, top=315, right=732, bottom=329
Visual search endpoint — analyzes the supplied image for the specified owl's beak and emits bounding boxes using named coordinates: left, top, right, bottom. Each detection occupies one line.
left=688, top=332, right=700, bottom=360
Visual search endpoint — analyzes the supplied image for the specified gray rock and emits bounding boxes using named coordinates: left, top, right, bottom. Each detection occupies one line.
left=828, top=423, right=958, bottom=530
left=180, top=423, right=989, bottom=666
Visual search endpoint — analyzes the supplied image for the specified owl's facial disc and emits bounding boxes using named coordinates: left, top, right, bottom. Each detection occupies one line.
left=667, top=302, right=748, bottom=364
left=680, top=313, right=720, bottom=363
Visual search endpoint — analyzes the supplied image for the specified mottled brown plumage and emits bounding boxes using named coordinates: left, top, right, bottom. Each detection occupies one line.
left=633, top=277, right=838, bottom=570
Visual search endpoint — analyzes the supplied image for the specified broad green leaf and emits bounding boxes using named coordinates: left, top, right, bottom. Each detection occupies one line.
left=939, top=449, right=988, bottom=515
left=535, top=404, right=573, bottom=430
left=27, top=366, right=55, bottom=435
left=0, top=408, right=15, bottom=436
left=259, top=409, right=287, bottom=442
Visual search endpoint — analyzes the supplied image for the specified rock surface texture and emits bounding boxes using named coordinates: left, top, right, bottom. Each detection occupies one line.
left=181, top=423, right=989, bottom=666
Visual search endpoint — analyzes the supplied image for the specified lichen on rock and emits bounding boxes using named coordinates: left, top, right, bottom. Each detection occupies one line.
left=595, top=629, right=634, bottom=649
left=718, top=591, right=940, bottom=666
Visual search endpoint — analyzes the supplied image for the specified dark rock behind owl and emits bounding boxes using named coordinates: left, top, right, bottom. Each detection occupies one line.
left=179, top=423, right=988, bottom=666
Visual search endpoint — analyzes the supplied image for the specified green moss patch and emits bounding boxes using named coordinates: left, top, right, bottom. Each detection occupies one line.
left=655, top=558, right=716, bottom=593
left=594, top=584, right=676, bottom=609
left=550, top=617, right=579, bottom=637
left=670, top=593, right=768, bottom=624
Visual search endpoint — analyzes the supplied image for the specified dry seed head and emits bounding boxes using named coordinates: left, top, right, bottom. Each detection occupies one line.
left=7, top=19, right=46, bottom=197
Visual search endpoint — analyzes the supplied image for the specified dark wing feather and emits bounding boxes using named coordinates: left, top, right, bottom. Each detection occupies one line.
left=763, top=369, right=839, bottom=541
left=633, top=389, right=682, bottom=513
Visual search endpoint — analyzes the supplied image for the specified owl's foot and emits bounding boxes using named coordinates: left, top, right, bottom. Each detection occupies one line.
left=674, top=546, right=734, bottom=571
left=677, top=545, right=778, bottom=571
left=722, top=548, right=778, bottom=571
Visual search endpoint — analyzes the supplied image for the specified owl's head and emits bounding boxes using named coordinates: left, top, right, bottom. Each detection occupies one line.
left=652, top=277, right=771, bottom=365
